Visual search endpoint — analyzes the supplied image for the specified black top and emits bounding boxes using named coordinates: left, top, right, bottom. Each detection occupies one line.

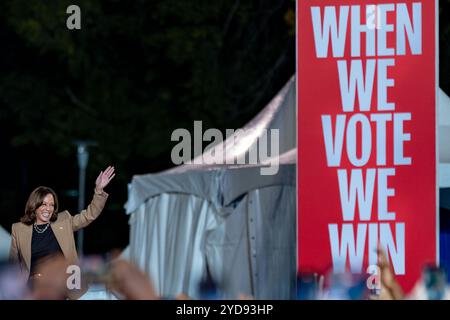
left=30, top=223, right=63, bottom=275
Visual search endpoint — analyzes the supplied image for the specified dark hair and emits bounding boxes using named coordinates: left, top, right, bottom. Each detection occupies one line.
left=20, top=186, right=59, bottom=225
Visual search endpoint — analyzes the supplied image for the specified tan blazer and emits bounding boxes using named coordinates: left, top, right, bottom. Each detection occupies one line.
left=9, top=192, right=108, bottom=277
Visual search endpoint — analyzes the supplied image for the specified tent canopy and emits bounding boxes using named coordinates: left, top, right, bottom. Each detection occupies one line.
left=125, top=77, right=297, bottom=299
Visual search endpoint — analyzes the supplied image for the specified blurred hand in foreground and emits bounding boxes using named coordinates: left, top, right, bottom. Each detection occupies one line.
left=31, top=254, right=69, bottom=300
left=376, top=247, right=404, bottom=300
left=108, top=259, right=158, bottom=300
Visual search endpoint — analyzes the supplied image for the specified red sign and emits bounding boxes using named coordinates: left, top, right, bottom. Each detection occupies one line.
left=297, top=0, right=437, bottom=292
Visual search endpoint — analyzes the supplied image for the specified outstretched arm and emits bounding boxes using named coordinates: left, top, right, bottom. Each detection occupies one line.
left=71, top=166, right=116, bottom=231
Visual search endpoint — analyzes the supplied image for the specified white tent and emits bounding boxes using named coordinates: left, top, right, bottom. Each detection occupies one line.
left=125, top=77, right=296, bottom=299
left=125, top=77, right=450, bottom=299
left=0, top=226, right=11, bottom=261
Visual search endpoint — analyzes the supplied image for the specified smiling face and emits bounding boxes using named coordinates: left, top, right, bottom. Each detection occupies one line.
left=35, top=193, right=55, bottom=225
left=21, top=186, right=59, bottom=225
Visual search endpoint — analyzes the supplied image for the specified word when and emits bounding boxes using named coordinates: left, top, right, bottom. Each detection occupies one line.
left=312, top=3, right=421, bottom=58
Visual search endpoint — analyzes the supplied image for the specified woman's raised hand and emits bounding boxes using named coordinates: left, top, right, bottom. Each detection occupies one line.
left=95, top=166, right=116, bottom=193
